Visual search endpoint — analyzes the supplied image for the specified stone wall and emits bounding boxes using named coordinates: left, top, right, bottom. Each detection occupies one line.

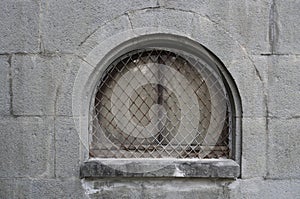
left=0, top=0, right=299, bottom=198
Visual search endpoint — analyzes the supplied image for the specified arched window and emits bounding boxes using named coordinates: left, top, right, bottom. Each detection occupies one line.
left=79, top=35, right=241, bottom=178
left=89, top=48, right=235, bottom=160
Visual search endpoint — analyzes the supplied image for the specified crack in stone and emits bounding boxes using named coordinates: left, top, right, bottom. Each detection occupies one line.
left=239, top=45, right=264, bottom=83
left=286, top=115, right=300, bottom=120
left=38, top=0, right=45, bottom=53
left=261, top=53, right=300, bottom=56
left=125, top=12, right=134, bottom=30
left=252, top=61, right=263, bottom=82
left=269, top=0, right=279, bottom=54
left=78, top=28, right=98, bottom=47
left=77, top=6, right=161, bottom=48
left=8, top=55, right=13, bottom=116
left=52, top=86, right=61, bottom=178
left=265, top=61, right=270, bottom=179
left=74, top=55, right=95, bottom=68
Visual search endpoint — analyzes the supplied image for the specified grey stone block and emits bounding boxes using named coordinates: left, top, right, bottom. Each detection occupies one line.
left=251, top=55, right=269, bottom=85
left=229, top=178, right=300, bottom=199
left=12, top=54, right=73, bottom=116
left=192, top=20, right=267, bottom=116
left=55, top=117, right=80, bottom=178
left=139, top=179, right=225, bottom=199
left=228, top=57, right=266, bottom=117
left=80, top=159, right=240, bottom=178
left=159, top=0, right=271, bottom=55
left=191, top=14, right=243, bottom=64
left=77, top=15, right=131, bottom=58
left=84, top=178, right=230, bottom=199
left=54, top=55, right=81, bottom=116
left=0, top=0, right=39, bottom=53
left=129, top=8, right=194, bottom=35
left=0, top=178, right=15, bottom=199
left=41, top=0, right=157, bottom=53
left=275, top=1, right=300, bottom=54
left=0, top=117, right=54, bottom=178
left=0, top=56, right=10, bottom=115
left=88, top=180, right=143, bottom=199
left=8, top=178, right=86, bottom=199
left=262, top=179, right=300, bottom=199
left=142, top=188, right=222, bottom=199
left=267, top=118, right=300, bottom=179
left=268, top=56, right=300, bottom=118
left=241, top=118, right=267, bottom=178
left=31, top=179, right=86, bottom=199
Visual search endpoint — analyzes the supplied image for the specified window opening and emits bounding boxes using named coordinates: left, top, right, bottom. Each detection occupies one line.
left=89, top=49, right=232, bottom=159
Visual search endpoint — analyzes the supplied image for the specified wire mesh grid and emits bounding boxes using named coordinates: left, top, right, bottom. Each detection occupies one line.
left=89, top=49, right=232, bottom=159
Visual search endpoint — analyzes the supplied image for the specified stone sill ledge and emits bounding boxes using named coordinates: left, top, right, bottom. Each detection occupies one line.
left=80, top=158, right=240, bottom=179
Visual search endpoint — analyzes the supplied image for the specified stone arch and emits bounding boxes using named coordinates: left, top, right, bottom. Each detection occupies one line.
left=70, top=10, right=263, bottom=165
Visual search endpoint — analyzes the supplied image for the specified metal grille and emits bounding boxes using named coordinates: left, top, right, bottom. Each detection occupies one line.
left=90, top=49, right=232, bottom=159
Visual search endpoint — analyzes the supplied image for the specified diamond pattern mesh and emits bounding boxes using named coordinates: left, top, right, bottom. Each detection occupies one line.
left=90, top=49, right=231, bottom=158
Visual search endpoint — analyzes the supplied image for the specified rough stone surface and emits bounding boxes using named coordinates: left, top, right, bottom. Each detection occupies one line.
left=228, top=57, right=266, bottom=117
left=12, top=54, right=72, bottom=116
left=0, top=178, right=86, bottom=199
left=81, top=159, right=240, bottom=178
left=0, top=117, right=54, bottom=178
left=129, top=8, right=194, bottom=35
left=241, top=118, right=267, bottom=178
left=275, top=1, right=300, bottom=54
left=30, top=179, right=86, bottom=199
left=229, top=178, right=300, bottom=199
left=0, top=56, right=10, bottom=115
left=191, top=14, right=244, bottom=66
left=0, top=0, right=40, bottom=53
left=55, top=117, right=80, bottom=178
left=268, top=55, right=300, bottom=118
left=54, top=56, right=81, bottom=116
left=0, top=178, right=15, bottom=199
left=84, top=178, right=229, bottom=199
left=159, top=0, right=271, bottom=55
left=41, top=0, right=157, bottom=53
left=267, top=118, right=300, bottom=179
left=251, top=55, right=269, bottom=85
left=76, top=15, right=132, bottom=58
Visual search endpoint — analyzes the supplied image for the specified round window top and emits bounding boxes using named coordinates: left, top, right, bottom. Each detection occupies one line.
left=90, top=48, right=231, bottom=159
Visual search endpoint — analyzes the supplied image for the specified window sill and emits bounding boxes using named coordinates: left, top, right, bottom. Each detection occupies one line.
left=80, top=158, right=240, bottom=179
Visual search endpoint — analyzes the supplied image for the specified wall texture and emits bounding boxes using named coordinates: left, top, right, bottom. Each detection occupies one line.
left=0, top=0, right=300, bottom=198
